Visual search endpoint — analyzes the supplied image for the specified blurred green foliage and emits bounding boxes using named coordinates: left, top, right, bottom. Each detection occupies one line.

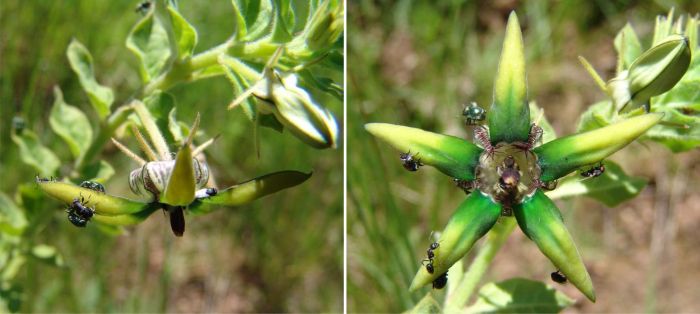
left=1, top=1, right=342, bottom=312
left=348, top=0, right=698, bottom=312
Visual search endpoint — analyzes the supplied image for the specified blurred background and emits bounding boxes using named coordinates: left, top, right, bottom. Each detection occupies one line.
left=0, top=1, right=342, bottom=312
left=348, top=0, right=699, bottom=312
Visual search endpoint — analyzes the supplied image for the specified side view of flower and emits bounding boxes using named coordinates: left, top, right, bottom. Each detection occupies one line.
left=366, top=12, right=688, bottom=302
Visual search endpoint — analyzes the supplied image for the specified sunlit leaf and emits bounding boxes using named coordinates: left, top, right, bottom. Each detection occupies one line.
left=81, top=160, right=115, bottom=183
left=271, top=0, right=293, bottom=43
left=30, top=244, right=64, bottom=267
left=66, top=39, right=114, bottom=119
left=11, top=130, right=60, bottom=177
left=643, top=108, right=700, bottom=152
left=167, top=6, right=198, bottom=59
left=614, top=23, right=643, bottom=71
left=126, top=12, right=171, bottom=83
left=465, top=278, right=575, bottom=313
left=48, top=86, right=93, bottom=159
left=546, top=161, right=647, bottom=207
left=0, top=193, right=27, bottom=236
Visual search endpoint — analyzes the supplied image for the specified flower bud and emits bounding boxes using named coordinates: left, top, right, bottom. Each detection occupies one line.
left=608, top=35, right=690, bottom=113
left=253, top=70, right=339, bottom=149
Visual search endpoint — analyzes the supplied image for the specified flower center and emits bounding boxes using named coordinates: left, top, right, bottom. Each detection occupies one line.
left=475, top=143, right=541, bottom=213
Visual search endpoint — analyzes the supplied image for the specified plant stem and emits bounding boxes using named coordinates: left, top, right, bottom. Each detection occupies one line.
left=444, top=217, right=516, bottom=311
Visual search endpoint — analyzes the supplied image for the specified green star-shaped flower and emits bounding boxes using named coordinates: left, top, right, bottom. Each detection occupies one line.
left=366, top=12, right=666, bottom=302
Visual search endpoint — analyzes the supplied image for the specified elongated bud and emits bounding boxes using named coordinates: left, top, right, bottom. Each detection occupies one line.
left=304, top=1, right=344, bottom=51
left=609, top=35, right=690, bottom=113
left=253, top=70, right=339, bottom=149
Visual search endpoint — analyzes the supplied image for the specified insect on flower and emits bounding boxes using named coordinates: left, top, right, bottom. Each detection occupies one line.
left=580, top=163, right=605, bottom=179
left=400, top=151, right=423, bottom=171
left=66, top=196, right=95, bottom=228
left=453, top=178, right=475, bottom=194
left=432, top=271, right=448, bottom=289
left=462, top=102, right=486, bottom=126
left=551, top=270, right=567, bottom=284
left=79, top=180, right=105, bottom=193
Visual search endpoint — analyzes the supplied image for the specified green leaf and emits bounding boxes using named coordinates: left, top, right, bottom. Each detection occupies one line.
left=489, top=12, right=530, bottom=143
left=220, top=58, right=257, bottom=122
left=655, top=79, right=700, bottom=111
left=546, top=161, right=647, bottom=206
left=409, top=192, right=501, bottom=291
left=190, top=171, right=311, bottom=215
left=643, top=108, right=700, bottom=152
left=535, top=113, right=663, bottom=182
left=465, top=278, right=575, bottom=313
left=30, top=244, right=64, bottom=267
left=81, top=160, right=115, bottom=183
left=406, top=293, right=441, bottom=314
left=298, top=69, right=343, bottom=101
left=48, top=86, right=93, bottom=159
left=576, top=101, right=613, bottom=133
left=11, top=130, right=60, bottom=177
left=365, top=123, right=483, bottom=181
left=37, top=181, right=150, bottom=216
left=529, top=102, right=556, bottom=144
left=614, top=23, right=643, bottom=71
left=230, top=0, right=249, bottom=40
left=126, top=12, right=172, bottom=83
left=144, top=91, right=177, bottom=144
left=237, top=0, right=274, bottom=42
left=160, top=144, right=196, bottom=206
left=271, top=0, right=293, bottom=43
left=259, top=113, right=285, bottom=132
left=0, top=283, right=23, bottom=313
left=0, top=193, right=27, bottom=236
left=167, top=6, right=198, bottom=59
left=515, top=190, right=595, bottom=302
left=66, top=39, right=114, bottom=119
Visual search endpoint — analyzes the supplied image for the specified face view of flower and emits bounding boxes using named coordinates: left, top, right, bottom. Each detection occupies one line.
left=366, top=12, right=669, bottom=302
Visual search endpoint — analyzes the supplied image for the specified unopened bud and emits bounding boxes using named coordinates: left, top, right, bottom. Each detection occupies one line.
left=253, top=70, right=339, bottom=149
left=609, top=34, right=690, bottom=113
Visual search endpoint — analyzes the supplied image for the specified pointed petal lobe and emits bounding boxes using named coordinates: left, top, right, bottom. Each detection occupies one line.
left=489, top=12, right=530, bottom=143
left=514, top=190, right=595, bottom=302
left=37, top=180, right=149, bottom=215
left=409, top=191, right=501, bottom=291
left=365, top=123, right=482, bottom=180
left=535, top=113, right=663, bottom=181
left=189, top=171, right=312, bottom=215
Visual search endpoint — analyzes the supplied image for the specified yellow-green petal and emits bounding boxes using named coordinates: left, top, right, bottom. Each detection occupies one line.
left=37, top=180, right=148, bottom=216
left=409, top=191, right=501, bottom=291
left=92, top=206, right=160, bottom=225
left=189, top=171, right=312, bottom=215
left=535, top=113, right=663, bottom=181
left=514, top=190, right=595, bottom=302
left=365, top=123, right=482, bottom=180
left=489, top=12, right=530, bottom=143
left=160, top=143, right=196, bottom=206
